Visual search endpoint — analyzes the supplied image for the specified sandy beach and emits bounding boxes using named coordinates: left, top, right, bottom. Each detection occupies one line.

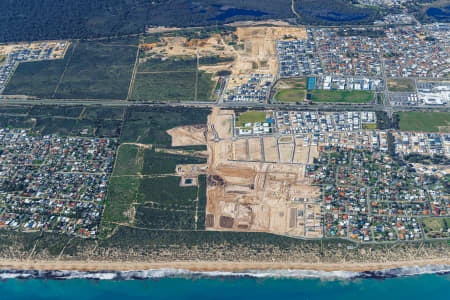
left=0, top=258, right=448, bottom=272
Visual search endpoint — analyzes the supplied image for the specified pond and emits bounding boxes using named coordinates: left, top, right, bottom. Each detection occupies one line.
left=210, top=8, right=268, bottom=21
left=426, top=6, right=450, bottom=21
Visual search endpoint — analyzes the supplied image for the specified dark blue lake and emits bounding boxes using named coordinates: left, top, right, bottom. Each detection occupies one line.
left=426, top=7, right=450, bottom=21
left=210, top=8, right=268, bottom=21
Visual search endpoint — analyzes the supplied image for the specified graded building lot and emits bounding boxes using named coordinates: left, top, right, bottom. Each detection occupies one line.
left=293, top=145, right=310, bottom=164
left=262, top=137, right=279, bottom=162
left=279, top=142, right=294, bottom=163
left=214, top=114, right=233, bottom=139
left=248, top=138, right=264, bottom=161
left=232, top=139, right=249, bottom=161
left=387, top=78, right=416, bottom=92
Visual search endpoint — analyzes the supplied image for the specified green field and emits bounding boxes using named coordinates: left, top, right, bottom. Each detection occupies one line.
left=274, top=88, right=306, bottom=102
left=102, top=145, right=206, bottom=231
left=3, top=45, right=74, bottom=98
left=387, top=79, right=416, bottom=92
left=0, top=54, right=6, bottom=65
left=362, top=123, right=377, bottom=129
left=82, top=106, right=125, bottom=120
left=199, top=56, right=234, bottom=65
left=4, top=38, right=138, bottom=100
left=236, top=111, right=267, bottom=126
left=143, top=149, right=206, bottom=175
left=54, top=38, right=138, bottom=99
left=422, top=218, right=450, bottom=239
left=120, top=106, right=210, bottom=145
left=309, top=90, right=374, bottom=103
left=274, top=78, right=307, bottom=89
left=0, top=104, right=123, bottom=137
left=135, top=176, right=198, bottom=230
left=0, top=105, right=210, bottom=141
left=137, top=56, right=196, bottom=72
left=112, top=145, right=142, bottom=176
left=398, top=112, right=450, bottom=132
left=133, top=55, right=215, bottom=101
left=102, top=176, right=141, bottom=224
left=131, top=72, right=196, bottom=101
left=197, top=71, right=215, bottom=101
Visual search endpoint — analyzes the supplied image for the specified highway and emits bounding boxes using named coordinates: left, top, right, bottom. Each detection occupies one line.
left=1, top=94, right=449, bottom=117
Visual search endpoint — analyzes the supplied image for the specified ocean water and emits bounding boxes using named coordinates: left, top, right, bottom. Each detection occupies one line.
left=0, top=267, right=449, bottom=300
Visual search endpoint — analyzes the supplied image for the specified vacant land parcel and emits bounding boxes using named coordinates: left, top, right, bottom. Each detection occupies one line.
left=398, top=112, right=450, bottom=132
left=275, top=88, right=306, bottom=103
left=121, top=106, right=211, bottom=145
left=102, top=140, right=207, bottom=234
left=3, top=44, right=74, bottom=98
left=309, top=90, right=373, bottom=103
left=387, top=79, right=416, bottom=92
left=132, top=56, right=215, bottom=101
left=4, top=38, right=138, bottom=99
left=0, top=104, right=123, bottom=137
left=54, top=38, right=138, bottom=99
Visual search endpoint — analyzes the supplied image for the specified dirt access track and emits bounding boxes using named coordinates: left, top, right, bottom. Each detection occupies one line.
left=204, top=108, right=322, bottom=238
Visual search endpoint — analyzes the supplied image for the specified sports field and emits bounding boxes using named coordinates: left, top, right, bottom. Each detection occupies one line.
left=274, top=88, right=306, bottom=102
left=235, top=111, right=266, bottom=126
left=309, top=90, right=374, bottom=103
left=398, top=112, right=450, bottom=132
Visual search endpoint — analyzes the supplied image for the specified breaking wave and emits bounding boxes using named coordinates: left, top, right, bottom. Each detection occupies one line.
left=0, top=265, right=449, bottom=281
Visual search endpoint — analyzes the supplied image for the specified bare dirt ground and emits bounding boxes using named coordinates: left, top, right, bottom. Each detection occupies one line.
left=167, top=125, right=206, bottom=147
left=141, top=26, right=307, bottom=79
left=248, top=138, right=263, bottom=161
left=206, top=109, right=322, bottom=237
left=308, top=146, right=319, bottom=164
left=214, top=112, right=234, bottom=139
left=233, top=139, right=248, bottom=161
left=234, top=26, right=307, bottom=76
left=263, top=137, right=279, bottom=162
left=293, top=145, right=310, bottom=164
left=279, top=143, right=294, bottom=163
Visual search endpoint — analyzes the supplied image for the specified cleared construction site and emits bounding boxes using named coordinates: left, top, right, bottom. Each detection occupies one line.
left=168, top=107, right=323, bottom=238
left=204, top=108, right=323, bottom=238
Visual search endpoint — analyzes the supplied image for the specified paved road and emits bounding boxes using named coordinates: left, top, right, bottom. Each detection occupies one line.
left=1, top=97, right=449, bottom=114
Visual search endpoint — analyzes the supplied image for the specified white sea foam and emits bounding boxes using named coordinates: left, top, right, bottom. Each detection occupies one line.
left=0, top=265, right=448, bottom=281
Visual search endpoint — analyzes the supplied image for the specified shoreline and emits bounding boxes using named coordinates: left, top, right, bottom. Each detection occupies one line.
left=0, top=258, right=448, bottom=273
